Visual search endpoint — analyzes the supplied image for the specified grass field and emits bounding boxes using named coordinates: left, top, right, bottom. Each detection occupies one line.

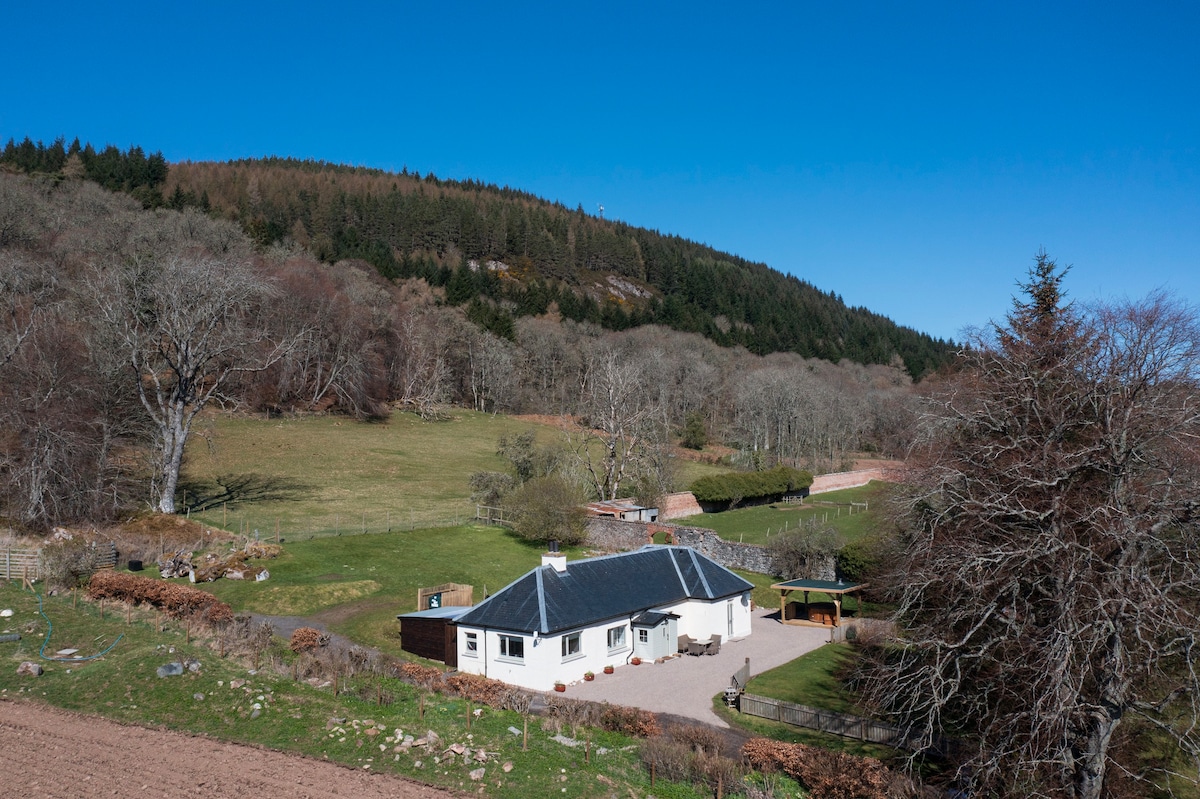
left=0, top=581, right=699, bottom=799
left=201, top=523, right=581, bottom=655
left=181, top=410, right=724, bottom=539
left=673, top=483, right=891, bottom=546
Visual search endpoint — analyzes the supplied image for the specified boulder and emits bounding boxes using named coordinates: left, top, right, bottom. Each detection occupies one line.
left=17, top=661, right=43, bottom=676
left=156, top=662, right=185, bottom=678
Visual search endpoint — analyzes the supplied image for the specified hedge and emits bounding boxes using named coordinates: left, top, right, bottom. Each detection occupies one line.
left=689, top=465, right=813, bottom=505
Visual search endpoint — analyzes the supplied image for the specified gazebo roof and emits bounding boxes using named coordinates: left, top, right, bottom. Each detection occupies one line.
left=770, top=578, right=868, bottom=595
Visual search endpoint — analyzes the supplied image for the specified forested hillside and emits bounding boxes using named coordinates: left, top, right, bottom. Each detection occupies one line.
left=0, top=167, right=921, bottom=529
left=2, top=137, right=954, bottom=377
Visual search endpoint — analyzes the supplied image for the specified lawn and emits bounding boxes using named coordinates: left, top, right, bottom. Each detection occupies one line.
left=672, top=483, right=891, bottom=546
left=744, top=642, right=859, bottom=714
left=180, top=410, right=725, bottom=539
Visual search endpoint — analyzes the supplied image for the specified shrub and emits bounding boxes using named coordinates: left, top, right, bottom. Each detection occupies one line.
left=689, top=465, right=813, bottom=507
left=599, top=704, right=661, bottom=738
left=86, top=570, right=233, bottom=623
left=740, top=739, right=897, bottom=799
left=289, top=626, right=329, bottom=653
left=40, top=538, right=107, bottom=590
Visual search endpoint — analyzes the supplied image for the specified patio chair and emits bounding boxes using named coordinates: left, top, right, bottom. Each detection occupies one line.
left=678, top=634, right=695, bottom=654
left=706, top=634, right=722, bottom=655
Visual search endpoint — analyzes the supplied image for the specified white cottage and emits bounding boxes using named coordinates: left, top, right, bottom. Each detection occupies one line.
left=453, top=545, right=754, bottom=691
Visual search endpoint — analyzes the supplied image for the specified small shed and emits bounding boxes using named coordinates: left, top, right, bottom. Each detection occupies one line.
left=770, top=578, right=868, bottom=628
left=397, top=605, right=471, bottom=666
left=585, top=498, right=659, bottom=522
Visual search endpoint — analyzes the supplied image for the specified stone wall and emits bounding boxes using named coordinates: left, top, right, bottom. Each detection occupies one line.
left=809, top=468, right=891, bottom=495
left=659, top=491, right=702, bottom=520
left=584, top=517, right=835, bottom=579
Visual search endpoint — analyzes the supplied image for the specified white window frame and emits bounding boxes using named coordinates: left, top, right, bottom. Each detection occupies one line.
left=498, top=634, right=525, bottom=662
left=606, top=624, right=627, bottom=653
left=638, top=628, right=649, bottom=644
left=463, top=631, right=478, bottom=657
left=561, top=632, right=583, bottom=662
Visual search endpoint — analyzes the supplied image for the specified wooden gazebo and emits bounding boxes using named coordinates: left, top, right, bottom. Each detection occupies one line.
left=770, top=578, right=868, bottom=628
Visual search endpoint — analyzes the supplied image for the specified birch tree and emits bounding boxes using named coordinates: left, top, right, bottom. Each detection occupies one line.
left=865, top=255, right=1200, bottom=798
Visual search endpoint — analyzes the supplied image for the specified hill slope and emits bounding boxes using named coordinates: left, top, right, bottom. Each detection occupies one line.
left=2, top=137, right=955, bottom=377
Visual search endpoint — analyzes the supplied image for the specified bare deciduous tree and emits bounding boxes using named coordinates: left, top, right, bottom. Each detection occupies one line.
left=567, top=342, right=666, bottom=501
left=95, top=254, right=280, bottom=513
left=864, top=255, right=1200, bottom=799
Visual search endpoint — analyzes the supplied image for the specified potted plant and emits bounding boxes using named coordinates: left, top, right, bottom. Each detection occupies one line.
left=583, top=671, right=595, bottom=681
left=603, top=664, right=614, bottom=674
left=630, top=656, right=642, bottom=665
left=554, top=681, right=566, bottom=692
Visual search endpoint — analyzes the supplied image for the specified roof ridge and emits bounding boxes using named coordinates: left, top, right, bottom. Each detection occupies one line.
left=535, top=566, right=548, bottom=633
left=686, top=547, right=715, bottom=597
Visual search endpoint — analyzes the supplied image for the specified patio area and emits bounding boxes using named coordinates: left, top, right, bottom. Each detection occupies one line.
left=561, top=607, right=830, bottom=727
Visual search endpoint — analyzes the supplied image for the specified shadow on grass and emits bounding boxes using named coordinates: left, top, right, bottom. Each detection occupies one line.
left=176, top=473, right=312, bottom=511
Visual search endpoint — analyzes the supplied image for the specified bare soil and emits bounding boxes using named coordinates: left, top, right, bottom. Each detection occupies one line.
left=0, top=699, right=457, bottom=799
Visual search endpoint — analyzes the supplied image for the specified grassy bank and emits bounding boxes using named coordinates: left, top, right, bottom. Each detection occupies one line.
left=201, top=523, right=574, bottom=656
left=0, top=580, right=703, bottom=799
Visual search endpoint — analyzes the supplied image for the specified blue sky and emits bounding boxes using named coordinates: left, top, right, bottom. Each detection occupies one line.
left=4, top=1, right=1197, bottom=342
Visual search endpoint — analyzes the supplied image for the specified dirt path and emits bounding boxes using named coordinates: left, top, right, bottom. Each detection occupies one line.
left=0, top=700, right=458, bottom=799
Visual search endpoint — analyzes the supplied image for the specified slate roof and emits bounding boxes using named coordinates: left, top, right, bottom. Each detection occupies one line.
left=454, top=545, right=753, bottom=635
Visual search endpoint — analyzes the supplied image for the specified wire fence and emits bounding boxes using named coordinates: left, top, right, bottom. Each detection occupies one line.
left=184, top=507, right=490, bottom=543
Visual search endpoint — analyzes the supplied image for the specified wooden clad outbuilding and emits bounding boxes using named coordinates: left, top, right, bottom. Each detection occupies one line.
left=397, top=606, right=471, bottom=666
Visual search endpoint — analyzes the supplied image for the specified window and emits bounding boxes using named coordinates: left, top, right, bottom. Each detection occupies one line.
left=561, top=632, right=582, bottom=660
left=464, top=632, right=478, bottom=656
left=638, top=629, right=649, bottom=644
left=498, top=634, right=524, bottom=661
left=607, top=625, right=627, bottom=651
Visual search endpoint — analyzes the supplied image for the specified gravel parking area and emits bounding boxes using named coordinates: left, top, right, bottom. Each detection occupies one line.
left=564, top=608, right=830, bottom=727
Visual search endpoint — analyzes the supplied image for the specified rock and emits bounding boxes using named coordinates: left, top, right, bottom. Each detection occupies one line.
left=364, top=728, right=379, bottom=737
left=193, top=693, right=205, bottom=701
left=507, top=726, right=522, bottom=736
left=469, top=768, right=486, bottom=781
left=473, top=749, right=488, bottom=762
left=0, top=609, right=13, bottom=617
left=156, top=662, right=184, bottom=678
left=250, top=708, right=262, bottom=719
left=230, top=679, right=246, bottom=689
left=447, top=742, right=466, bottom=755
left=185, top=658, right=201, bottom=672
left=55, top=648, right=79, bottom=656
left=16, top=661, right=43, bottom=677
left=502, top=762, right=513, bottom=773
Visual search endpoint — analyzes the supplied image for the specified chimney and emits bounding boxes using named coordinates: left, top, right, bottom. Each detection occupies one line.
left=542, top=541, right=567, bottom=573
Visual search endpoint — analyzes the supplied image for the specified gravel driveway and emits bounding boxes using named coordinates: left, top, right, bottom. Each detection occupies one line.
left=564, top=608, right=830, bottom=727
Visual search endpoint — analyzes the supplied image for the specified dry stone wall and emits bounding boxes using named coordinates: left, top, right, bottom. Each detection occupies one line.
left=584, top=517, right=835, bottom=579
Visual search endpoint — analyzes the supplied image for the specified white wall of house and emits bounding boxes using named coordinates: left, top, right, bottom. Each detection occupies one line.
left=659, top=592, right=752, bottom=641
left=455, top=618, right=639, bottom=691
left=455, top=592, right=753, bottom=691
